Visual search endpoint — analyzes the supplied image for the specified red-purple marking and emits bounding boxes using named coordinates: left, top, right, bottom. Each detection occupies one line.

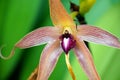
left=60, top=30, right=76, bottom=54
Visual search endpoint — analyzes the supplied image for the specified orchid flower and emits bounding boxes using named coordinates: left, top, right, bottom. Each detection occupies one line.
left=1, top=0, right=120, bottom=80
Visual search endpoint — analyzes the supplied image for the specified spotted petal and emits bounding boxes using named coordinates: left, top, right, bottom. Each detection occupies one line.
left=16, top=27, right=60, bottom=48
left=73, top=38, right=100, bottom=80
left=77, top=25, right=120, bottom=48
left=37, top=40, right=63, bottom=80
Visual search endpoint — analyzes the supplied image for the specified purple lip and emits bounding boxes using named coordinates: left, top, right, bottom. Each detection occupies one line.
left=60, top=30, right=76, bottom=54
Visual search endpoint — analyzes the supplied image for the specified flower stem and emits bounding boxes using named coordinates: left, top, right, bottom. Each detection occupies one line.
left=65, top=54, right=76, bottom=80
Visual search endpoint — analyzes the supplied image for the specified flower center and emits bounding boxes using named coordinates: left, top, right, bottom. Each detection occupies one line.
left=60, top=30, right=76, bottom=54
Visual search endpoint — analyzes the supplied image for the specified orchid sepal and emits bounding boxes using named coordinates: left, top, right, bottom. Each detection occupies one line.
left=77, top=25, right=120, bottom=48
left=16, top=27, right=60, bottom=48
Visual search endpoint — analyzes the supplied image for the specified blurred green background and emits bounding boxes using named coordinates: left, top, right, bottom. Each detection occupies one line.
left=0, top=0, right=120, bottom=80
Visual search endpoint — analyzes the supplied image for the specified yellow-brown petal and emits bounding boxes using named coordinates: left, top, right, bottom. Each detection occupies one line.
left=49, top=0, right=75, bottom=28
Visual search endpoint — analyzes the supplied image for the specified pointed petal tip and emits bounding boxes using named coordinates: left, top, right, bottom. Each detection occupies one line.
left=109, top=41, right=120, bottom=49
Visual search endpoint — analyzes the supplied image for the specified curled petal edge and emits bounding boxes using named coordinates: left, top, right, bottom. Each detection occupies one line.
left=0, top=46, right=16, bottom=60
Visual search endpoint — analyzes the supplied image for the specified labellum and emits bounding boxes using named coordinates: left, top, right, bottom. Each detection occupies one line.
left=60, top=30, right=76, bottom=54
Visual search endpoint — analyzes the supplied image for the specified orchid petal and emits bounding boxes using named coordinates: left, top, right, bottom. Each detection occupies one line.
left=77, top=25, right=120, bottom=48
left=37, top=40, right=63, bottom=80
left=16, top=27, right=60, bottom=48
left=73, top=38, right=100, bottom=80
left=49, top=0, right=75, bottom=28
